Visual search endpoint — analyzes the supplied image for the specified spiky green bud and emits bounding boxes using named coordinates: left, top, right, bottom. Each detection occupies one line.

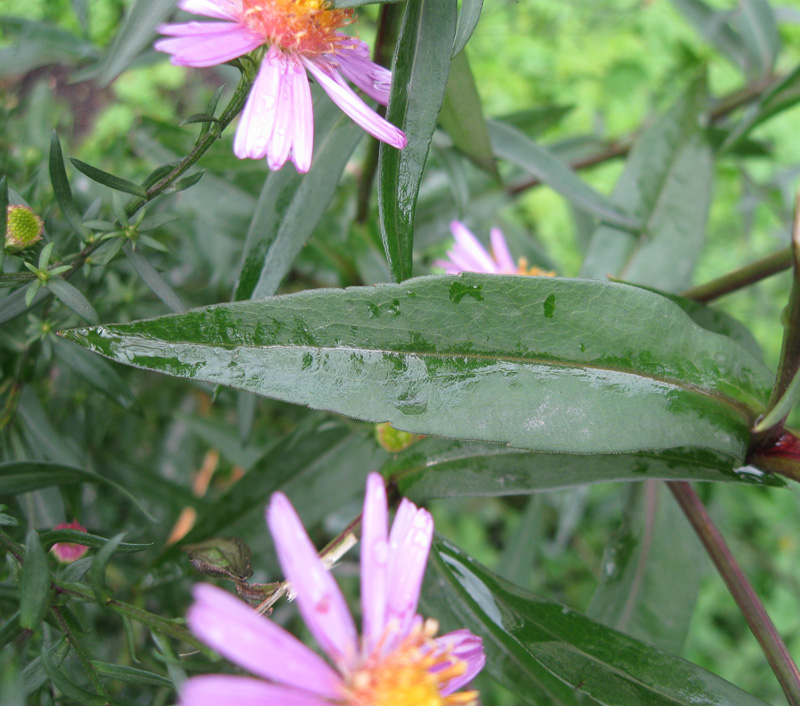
left=5, top=205, right=43, bottom=252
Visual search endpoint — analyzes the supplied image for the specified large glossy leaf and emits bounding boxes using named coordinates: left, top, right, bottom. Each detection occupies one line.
left=489, top=121, right=639, bottom=230
left=581, top=77, right=712, bottom=292
left=588, top=482, right=705, bottom=654
left=233, top=94, right=363, bottom=301
left=378, top=0, right=458, bottom=281
left=439, top=51, right=497, bottom=176
left=425, top=538, right=770, bottom=706
left=62, top=275, right=771, bottom=457
left=384, top=438, right=783, bottom=501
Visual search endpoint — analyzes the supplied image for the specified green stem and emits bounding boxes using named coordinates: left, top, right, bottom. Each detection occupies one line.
left=681, top=246, right=791, bottom=303
left=668, top=482, right=800, bottom=706
left=52, top=605, right=110, bottom=702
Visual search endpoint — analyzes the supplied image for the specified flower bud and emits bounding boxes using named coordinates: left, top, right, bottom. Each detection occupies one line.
left=5, top=205, right=43, bottom=252
left=51, top=520, right=89, bottom=563
left=375, top=422, right=421, bottom=453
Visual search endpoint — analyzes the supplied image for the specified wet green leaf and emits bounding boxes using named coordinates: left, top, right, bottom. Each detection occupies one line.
left=20, top=530, right=51, bottom=630
left=385, top=438, right=783, bottom=501
left=379, top=0, right=457, bottom=281
left=63, top=275, right=771, bottom=458
left=426, top=538, right=770, bottom=706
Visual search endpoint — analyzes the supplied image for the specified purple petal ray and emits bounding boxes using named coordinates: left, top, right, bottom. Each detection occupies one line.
left=490, top=227, right=515, bottom=273
left=180, top=675, right=332, bottom=706
left=266, top=56, right=297, bottom=170
left=302, top=57, right=406, bottom=149
left=332, top=38, right=392, bottom=106
left=177, top=0, right=241, bottom=21
left=360, top=473, right=389, bottom=654
left=154, top=24, right=262, bottom=67
left=234, top=49, right=282, bottom=159
left=450, top=221, right=497, bottom=273
left=434, top=629, right=486, bottom=695
left=186, top=584, right=340, bottom=698
left=267, top=493, right=359, bottom=671
left=289, top=56, right=314, bottom=172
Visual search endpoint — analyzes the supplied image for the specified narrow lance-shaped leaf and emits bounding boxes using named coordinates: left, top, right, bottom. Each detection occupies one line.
left=234, top=93, right=363, bottom=301
left=452, top=0, right=483, bottom=57
left=62, top=275, right=772, bottom=458
left=49, top=132, right=86, bottom=237
left=69, top=158, right=148, bottom=198
left=20, top=530, right=51, bottom=630
left=378, top=0, right=458, bottom=281
left=581, top=76, right=712, bottom=292
left=737, top=0, right=779, bottom=78
left=0, top=176, right=8, bottom=270
left=425, top=538, right=771, bottom=706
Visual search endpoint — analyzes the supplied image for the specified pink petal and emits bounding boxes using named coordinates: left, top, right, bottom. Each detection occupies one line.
left=267, top=493, right=359, bottom=671
left=360, top=473, right=389, bottom=653
left=432, top=258, right=461, bottom=274
left=289, top=58, right=314, bottom=173
left=490, top=227, right=515, bottom=273
left=385, top=500, right=433, bottom=641
left=186, top=584, right=340, bottom=698
left=434, top=629, right=486, bottom=695
left=332, top=39, right=392, bottom=106
left=450, top=221, right=497, bottom=273
left=154, top=25, right=262, bottom=67
left=177, top=0, right=241, bottom=21
left=302, top=57, right=406, bottom=149
left=234, top=49, right=282, bottom=159
left=266, top=57, right=305, bottom=171
left=180, top=675, right=330, bottom=706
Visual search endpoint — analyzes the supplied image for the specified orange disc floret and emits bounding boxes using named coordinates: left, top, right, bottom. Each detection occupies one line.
left=242, top=0, right=353, bottom=55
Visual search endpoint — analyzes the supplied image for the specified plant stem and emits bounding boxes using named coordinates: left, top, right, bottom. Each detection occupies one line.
left=681, top=246, right=791, bottom=303
left=668, top=481, right=800, bottom=706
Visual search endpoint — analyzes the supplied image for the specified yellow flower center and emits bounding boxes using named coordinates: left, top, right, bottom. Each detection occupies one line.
left=344, top=620, right=478, bottom=706
left=516, top=257, right=556, bottom=277
left=241, top=0, right=353, bottom=55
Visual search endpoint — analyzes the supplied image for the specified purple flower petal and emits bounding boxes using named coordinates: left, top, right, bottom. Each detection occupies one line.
left=180, top=675, right=331, bottom=706
left=490, top=227, right=515, bottom=273
left=289, top=58, right=314, bottom=173
left=360, top=473, right=389, bottom=653
left=302, top=57, right=406, bottom=149
left=332, top=38, right=392, bottom=106
left=234, top=49, right=282, bottom=159
left=154, top=24, right=262, bottom=67
left=267, top=57, right=297, bottom=170
left=186, top=584, right=340, bottom=698
left=177, top=0, right=240, bottom=21
left=432, top=258, right=462, bottom=274
left=450, top=221, right=497, bottom=273
left=434, top=629, right=486, bottom=695
left=385, top=500, right=433, bottom=641
left=267, top=493, right=359, bottom=671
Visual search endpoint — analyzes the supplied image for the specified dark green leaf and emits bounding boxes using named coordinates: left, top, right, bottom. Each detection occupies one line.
left=15, top=387, right=83, bottom=467
left=0, top=461, right=155, bottom=520
left=0, top=283, right=51, bottom=325
left=98, top=0, right=176, bottom=85
left=588, top=482, right=704, bottom=653
left=40, top=641, right=107, bottom=706
left=69, top=158, right=148, bottom=198
left=20, top=530, right=51, bottom=630
left=46, top=277, right=100, bottom=325
left=581, top=77, right=711, bottom=292
left=161, top=171, right=205, bottom=194
left=53, top=336, right=136, bottom=409
left=91, top=661, right=173, bottom=688
left=496, top=496, right=542, bottom=586
left=489, top=121, right=639, bottom=229
left=452, top=0, right=483, bottom=56
left=0, top=612, right=21, bottom=649
left=379, top=0, right=458, bottom=281
left=426, top=538, right=771, bottom=706
left=0, top=18, right=98, bottom=76
left=39, top=529, right=151, bottom=554
left=385, top=438, right=783, bottom=501
left=63, top=275, right=771, bottom=457
left=124, top=244, right=185, bottom=312
left=439, top=51, right=497, bottom=175
left=49, top=132, right=86, bottom=237
left=183, top=537, right=253, bottom=581
left=88, top=532, right=126, bottom=604
left=22, top=638, right=69, bottom=694
left=233, top=94, right=363, bottom=301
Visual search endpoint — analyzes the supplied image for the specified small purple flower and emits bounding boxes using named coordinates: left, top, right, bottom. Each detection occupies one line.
left=51, top=520, right=89, bottom=563
left=155, top=0, right=406, bottom=173
left=434, top=220, right=556, bottom=277
left=181, top=473, right=485, bottom=706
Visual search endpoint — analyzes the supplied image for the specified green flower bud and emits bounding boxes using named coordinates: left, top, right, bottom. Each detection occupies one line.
left=5, top=205, right=43, bottom=252
left=375, top=422, right=422, bottom=453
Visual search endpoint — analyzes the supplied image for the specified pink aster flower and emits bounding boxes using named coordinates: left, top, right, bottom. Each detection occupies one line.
left=181, top=473, right=485, bottom=706
left=51, top=520, right=89, bottom=563
left=434, top=220, right=556, bottom=277
left=155, top=0, right=407, bottom=173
